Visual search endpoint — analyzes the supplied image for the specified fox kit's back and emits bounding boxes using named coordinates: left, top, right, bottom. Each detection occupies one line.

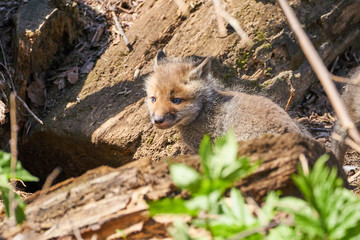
left=145, top=50, right=304, bottom=151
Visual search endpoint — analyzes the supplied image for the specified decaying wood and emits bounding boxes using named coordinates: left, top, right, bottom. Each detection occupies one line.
left=0, top=133, right=346, bottom=240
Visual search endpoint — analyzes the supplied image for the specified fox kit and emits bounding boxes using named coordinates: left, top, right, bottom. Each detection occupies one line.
left=331, top=68, right=360, bottom=165
left=145, top=50, right=304, bottom=151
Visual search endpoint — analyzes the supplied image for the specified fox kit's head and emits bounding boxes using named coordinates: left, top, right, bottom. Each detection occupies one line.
left=145, top=50, right=212, bottom=129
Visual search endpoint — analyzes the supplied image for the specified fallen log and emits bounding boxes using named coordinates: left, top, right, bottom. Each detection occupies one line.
left=0, top=133, right=347, bottom=239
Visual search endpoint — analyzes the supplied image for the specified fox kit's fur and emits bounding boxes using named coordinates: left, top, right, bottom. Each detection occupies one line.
left=331, top=68, right=360, bottom=165
left=145, top=50, right=304, bottom=151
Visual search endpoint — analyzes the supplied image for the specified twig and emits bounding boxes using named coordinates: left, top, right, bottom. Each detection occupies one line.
left=331, top=132, right=360, bottom=157
left=0, top=63, right=43, bottom=124
left=299, top=154, right=309, bottom=175
left=216, top=4, right=250, bottom=43
left=348, top=169, right=360, bottom=183
left=331, top=74, right=360, bottom=86
left=111, top=10, right=133, bottom=51
left=330, top=56, right=339, bottom=73
left=40, top=167, right=61, bottom=196
left=33, top=167, right=61, bottom=217
left=285, top=75, right=295, bottom=111
left=212, top=0, right=227, bottom=37
left=15, top=95, right=43, bottom=124
left=9, top=93, right=17, bottom=226
left=277, top=0, right=360, bottom=147
left=0, top=40, right=8, bottom=69
left=173, top=0, right=189, bottom=16
left=119, top=5, right=133, bottom=14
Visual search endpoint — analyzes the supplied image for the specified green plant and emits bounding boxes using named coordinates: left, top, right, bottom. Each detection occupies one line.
left=149, top=131, right=270, bottom=239
left=0, top=151, right=39, bottom=224
left=148, top=132, right=360, bottom=240
left=271, top=155, right=360, bottom=240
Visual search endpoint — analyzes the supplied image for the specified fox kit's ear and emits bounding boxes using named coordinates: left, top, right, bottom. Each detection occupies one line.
left=189, top=57, right=212, bottom=80
left=154, top=50, right=167, bottom=70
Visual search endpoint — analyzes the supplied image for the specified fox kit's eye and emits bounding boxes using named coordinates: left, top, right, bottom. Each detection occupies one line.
left=172, top=98, right=182, bottom=104
left=151, top=96, right=156, bottom=103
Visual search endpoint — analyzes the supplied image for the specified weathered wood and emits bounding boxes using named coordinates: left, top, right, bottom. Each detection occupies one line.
left=0, top=133, right=346, bottom=239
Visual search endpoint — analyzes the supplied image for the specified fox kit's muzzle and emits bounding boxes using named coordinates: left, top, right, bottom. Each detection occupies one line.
left=152, top=113, right=176, bottom=129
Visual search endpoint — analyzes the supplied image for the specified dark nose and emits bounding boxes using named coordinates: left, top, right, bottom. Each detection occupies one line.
left=154, top=115, right=165, bottom=124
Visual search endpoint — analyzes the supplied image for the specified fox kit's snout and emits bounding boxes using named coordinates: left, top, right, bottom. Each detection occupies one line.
left=145, top=50, right=212, bottom=129
left=145, top=50, right=305, bottom=151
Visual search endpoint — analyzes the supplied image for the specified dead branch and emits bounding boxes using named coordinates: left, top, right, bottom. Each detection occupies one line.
left=0, top=40, right=8, bottom=69
left=212, top=0, right=227, bottom=37
left=215, top=2, right=250, bottom=43
left=9, top=93, right=17, bottom=226
left=277, top=0, right=360, bottom=148
left=285, top=74, right=295, bottom=111
left=173, top=0, right=189, bottom=16
left=348, top=169, right=360, bottom=183
left=0, top=63, right=43, bottom=125
left=331, top=74, right=360, bottom=86
left=111, top=10, right=133, bottom=51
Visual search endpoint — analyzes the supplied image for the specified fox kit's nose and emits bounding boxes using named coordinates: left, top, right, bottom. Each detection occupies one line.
left=154, top=115, right=165, bottom=124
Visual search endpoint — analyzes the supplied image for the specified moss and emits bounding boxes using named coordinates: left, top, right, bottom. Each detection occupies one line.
left=222, top=65, right=238, bottom=82
left=265, top=67, right=273, bottom=76
left=255, top=30, right=267, bottom=43
left=236, top=50, right=251, bottom=70
left=146, top=134, right=155, bottom=145
left=263, top=43, right=272, bottom=49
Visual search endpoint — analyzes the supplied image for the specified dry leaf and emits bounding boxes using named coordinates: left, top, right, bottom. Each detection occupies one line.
left=66, top=67, right=79, bottom=84
left=54, top=78, right=66, bottom=90
left=82, top=61, right=95, bottom=74
left=27, top=75, right=46, bottom=106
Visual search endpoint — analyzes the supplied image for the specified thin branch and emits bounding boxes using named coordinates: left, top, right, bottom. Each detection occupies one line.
left=331, top=74, right=360, bottom=86
left=217, top=4, right=250, bottom=43
left=299, top=154, right=309, bottom=175
left=212, top=0, right=227, bottom=38
left=0, top=63, right=43, bottom=124
left=348, top=169, right=360, bottom=183
left=277, top=0, right=360, bottom=146
left=173, top=0, right=189, bottom=16
left=9, top=93, right=17, bottom=226
left=285, top=74, right=295, bottom=111
left=15, top=95, right=43, bottom=124
left=111, top=10, right=133, bottom=51
left=0, top=40, right=8, bottom=69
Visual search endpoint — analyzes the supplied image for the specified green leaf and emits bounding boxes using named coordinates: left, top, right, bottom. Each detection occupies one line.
left=277, top=154, right=360, bottom=239
left=0, top=151, right=39, bottom=182
left=0, top=187, right=27, bottom=224
left=186, top=190, right=222, bottom=214
left=199, top=134, right=212, bottom=178
left=0, top=188, right=10, bottom=217
left=15, top=161, right=39, bottom=182
left=229, top=188, right=256, bottom=225
left=267, top=225, right=297, bottom=240
left=199, top=131, right=258, bottom=183
left=170, top=164, right=201, bottom=193
left=0, top=151, right=11, bottom=167
left=0, top=174, right=9, bottom=189
left=14, top=195, right=27, bottom=224
left=168, top=221, right=209, bottom=240
left=148, top=197, right=198, bottom=217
